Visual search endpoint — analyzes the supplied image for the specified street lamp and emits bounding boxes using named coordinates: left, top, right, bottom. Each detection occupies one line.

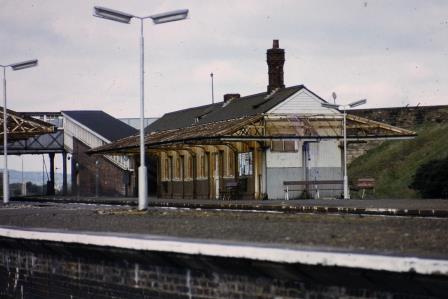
left=322, top=98, right=367, bottom=199
left=1, top=59, right=38, bottom=204
left=93, top=6, right=189, bottom=210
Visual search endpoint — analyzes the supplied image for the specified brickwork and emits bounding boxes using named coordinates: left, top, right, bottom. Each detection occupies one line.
left=347, top=140, right=384, bottom=164
left=267, top=39, right=285, bottom=93
left=71, top=138, right=135, bottom=197
left=1, top=239, right=445, bottom=298
left=350, top=105, right=448, bottom=130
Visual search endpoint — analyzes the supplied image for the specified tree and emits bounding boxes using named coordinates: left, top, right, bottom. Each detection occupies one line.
left=410, top=157, right=448, bottom=199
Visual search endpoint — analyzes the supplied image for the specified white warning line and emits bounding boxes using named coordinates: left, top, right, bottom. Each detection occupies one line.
left=0, top=226, right=447, bottom=276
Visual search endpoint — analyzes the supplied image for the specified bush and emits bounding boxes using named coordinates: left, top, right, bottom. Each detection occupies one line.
left=410, top=157, right=448, bottom=198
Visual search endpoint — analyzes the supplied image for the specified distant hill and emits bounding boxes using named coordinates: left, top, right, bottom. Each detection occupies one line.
left=348, top=122, right=448, bottom=199
left=7, top=170, right=64, bottom=188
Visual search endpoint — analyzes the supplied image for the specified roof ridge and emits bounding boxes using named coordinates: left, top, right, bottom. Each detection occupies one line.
left=252, top=85, right=304, bottom=109
left=163, top=102, right=220, bottom=115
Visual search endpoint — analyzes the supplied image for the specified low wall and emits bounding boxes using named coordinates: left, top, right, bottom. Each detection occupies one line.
left=347, top=105, right=448, bottom=163
left=350, top=105, right=448, bottom=130
left=1, top=237, right=446, bottom=298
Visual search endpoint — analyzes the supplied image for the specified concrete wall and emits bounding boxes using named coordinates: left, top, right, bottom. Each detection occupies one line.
left=266, top=167, right=342, bottom=199
left=266, top=141, right=343, bottom=199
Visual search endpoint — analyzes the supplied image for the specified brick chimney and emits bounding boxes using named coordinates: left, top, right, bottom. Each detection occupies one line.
left=223, top=93, right=240, bottom=103
left=266, top=39, right=285, bottom=93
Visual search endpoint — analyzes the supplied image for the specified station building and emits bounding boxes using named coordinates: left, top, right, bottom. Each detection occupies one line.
left=90, top=40, right=415, bottom=200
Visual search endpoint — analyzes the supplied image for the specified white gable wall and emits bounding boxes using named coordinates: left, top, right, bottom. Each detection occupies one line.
left=265, top=88, right=343, bottom=199
left=308, top=140, right=341, bottom=168
left=268, top=89, right=340, bottom=115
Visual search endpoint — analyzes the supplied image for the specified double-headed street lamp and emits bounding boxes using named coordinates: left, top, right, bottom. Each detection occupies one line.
left=322, top=98, right=367, bottom=200
left=93, top=6, right=189, bottom=210
left=1, top=59, right=39, bottom=204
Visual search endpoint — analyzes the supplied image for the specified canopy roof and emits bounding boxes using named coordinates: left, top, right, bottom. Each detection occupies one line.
left=89, top=113, right=416, bottom=155
left=0, top=107, right=56, bottom=142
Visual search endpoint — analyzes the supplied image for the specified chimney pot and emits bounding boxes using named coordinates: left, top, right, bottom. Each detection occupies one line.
left=273, top=39, right=279, bottom=49
left=223, top=93, right=240, bottom=103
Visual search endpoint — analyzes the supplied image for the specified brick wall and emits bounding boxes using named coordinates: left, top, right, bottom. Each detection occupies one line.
left=1, top=238, right=445, bottom=298
left=71, top=138, right=135, bottom=197
left=350, top=105, right=448, bottom=130
left=347, top=105, right=448, bottom=164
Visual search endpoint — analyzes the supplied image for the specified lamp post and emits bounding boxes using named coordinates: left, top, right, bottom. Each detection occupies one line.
left=322, top=99, right=367, bottom=199
left=93, top=6, right=189, bottom=210
left=1, top=59, right=38, bottom=204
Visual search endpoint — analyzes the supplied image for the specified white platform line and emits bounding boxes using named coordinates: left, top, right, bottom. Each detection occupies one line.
left=0, top=227, right=447, bottom=276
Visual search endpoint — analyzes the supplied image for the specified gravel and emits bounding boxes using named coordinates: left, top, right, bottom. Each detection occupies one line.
left=0, top=202, right=447, bottom=259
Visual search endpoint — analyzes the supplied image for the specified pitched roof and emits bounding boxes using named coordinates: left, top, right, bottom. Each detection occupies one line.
left=62, top=110, right=137, bottom=141
left=146, top=85, right=306, bottom=133
left=145, top=102, right=222, bottom=132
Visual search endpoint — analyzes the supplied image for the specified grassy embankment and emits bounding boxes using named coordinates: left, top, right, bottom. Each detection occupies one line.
left=348, top=122, right=448, bottom=199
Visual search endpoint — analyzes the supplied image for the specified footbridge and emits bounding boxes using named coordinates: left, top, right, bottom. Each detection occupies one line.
left=0, top=112, right=67, bottom=195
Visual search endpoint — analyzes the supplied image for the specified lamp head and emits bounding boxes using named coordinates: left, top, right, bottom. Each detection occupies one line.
left=349, top=99, right=367, bottom=108
left=93, top=6, right=133, bottom=24
left=10, top=60, right=38, bottom=71
left=321, top=102, right=340, bottom=110
left=149, top=9, right=189, bottom=24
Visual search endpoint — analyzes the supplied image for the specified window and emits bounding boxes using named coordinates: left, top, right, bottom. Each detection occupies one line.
left=284, top=140, right=296, bottom=152
left=271, top=140, right=283, bottom=151
left=271, top=140, right=297, bottom=152
left=164, top=158, right=170, bottom=179
left=175, top=158, right=181, bottom=178
left=228, top=151, right=234, bottom=175
left=188, top=156, right=194, bottom=178
left=200, top=154, right=207, bottom=177
left=238, top=152, right=253, bottom=176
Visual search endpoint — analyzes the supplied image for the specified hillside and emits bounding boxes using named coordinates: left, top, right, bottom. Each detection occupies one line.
left=348, top=122, right=448, bottom=199
left=8, top=170, right=64, bottom=188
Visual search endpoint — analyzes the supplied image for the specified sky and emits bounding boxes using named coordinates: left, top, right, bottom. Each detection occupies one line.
left=1, top=0, right=448, bottom=172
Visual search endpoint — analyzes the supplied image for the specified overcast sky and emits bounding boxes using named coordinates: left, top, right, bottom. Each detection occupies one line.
left=2, top=0, right=448, bottom=172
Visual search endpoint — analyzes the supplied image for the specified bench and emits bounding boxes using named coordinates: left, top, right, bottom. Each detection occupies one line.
left=283, top=180, right=343, bottom=200
left=355, top=178, right=376, bottom=199
left=220, top=181, right=240, bottom=200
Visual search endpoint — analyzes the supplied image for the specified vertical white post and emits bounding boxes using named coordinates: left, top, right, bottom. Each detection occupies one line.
left=21, top=156, right=26, bottom=196
left=343, top=109, right=349, bottom=200
left=215, top=153, right=219, bottom=199
left=138, top=18, right=148, bottom=210
left=2, top=67, right=9, bottom=204
left=210, top=73, right=214, bottom=104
